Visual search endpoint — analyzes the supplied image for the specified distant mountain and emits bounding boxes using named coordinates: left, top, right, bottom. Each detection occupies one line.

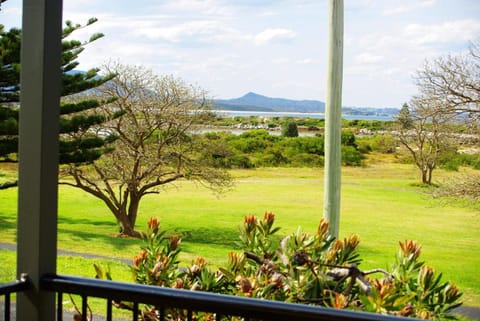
left=213, top=101, right=275, bottom=112
left=215, top=92, right=325, bottom=113
left=214, top=92, right=399, bottom=117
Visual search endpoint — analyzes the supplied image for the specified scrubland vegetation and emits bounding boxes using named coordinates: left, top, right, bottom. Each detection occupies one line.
left=1, top=144, right=479, bottom=311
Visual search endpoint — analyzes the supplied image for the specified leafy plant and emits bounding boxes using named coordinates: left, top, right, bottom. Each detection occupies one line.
left=96, top=215, right=462, bottom=320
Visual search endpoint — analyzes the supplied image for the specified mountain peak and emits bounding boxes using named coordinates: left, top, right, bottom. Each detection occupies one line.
left=243, top=92, right=264, bottom=98
left=240, top=92, right=270, bottom=101
left=217, top=92, right=325, bottom=113
left=214, top=92, right=399, bottom=116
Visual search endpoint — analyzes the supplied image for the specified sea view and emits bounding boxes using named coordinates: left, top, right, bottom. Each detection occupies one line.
left=213, top=110, right=395, bottom=121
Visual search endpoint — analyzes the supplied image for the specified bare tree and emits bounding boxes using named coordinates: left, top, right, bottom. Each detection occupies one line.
left=414, top=41, right=479, bottom=127
left=60, top=63, right=232, bottom=237
left=411, top=41, right=480, bottom=191
left=396, top=99, right=455, bottom=185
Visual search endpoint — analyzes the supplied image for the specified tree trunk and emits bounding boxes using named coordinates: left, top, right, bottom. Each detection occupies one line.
left=427, top=167, right=433, bottom=185
left=421, top=167, right=429, bottom=185
left=119, top=220, right=141, bottom=238
left=127, top=193, right=140, bottom=233
left=116, top=194, right=142, bottom=238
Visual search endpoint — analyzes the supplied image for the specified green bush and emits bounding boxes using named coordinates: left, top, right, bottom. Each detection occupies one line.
left=97, top=215, right=463, bottom=321
left=281, top=121, right=299, bottom=137
left=344, top=119, right=393, bottom=131
left=280, top=136, right=324, bottom=155
left=254, top=148, right=289, bottom=167
left=341, top=130, right=357, bottom=147
left=226, top=154, right=255, bottom=169
left=439, top=151, right=480, bottom=171
left=206, top=130, right=366, bottom=168
left=356, top=140, right=373, bottom=154
left=289, top=153, right=324, bottom=167
left=227, top=130, right=277, bottom=153
left=370, top=134, right=397, bottom=153
left=342, top=145, right=363, bottom=166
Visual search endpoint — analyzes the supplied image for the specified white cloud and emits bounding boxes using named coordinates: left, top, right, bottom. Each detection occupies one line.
left=403, top=19, right=480, bottom=45
left=272, top=58, right=291, bottom=64
left=160, top=0, right=234, bottom=16
left=2, top=5, right=21, bottom=16
left=132, top=20, right=224, bottom=43
left=0, top=0, right=22, bottom=27
left=295, top=58, right=314, bottom=65
left=254, top=28, right=296, bottom=46
left=355, top=53, right=384, bottom=64
left=382, top=0, right=436, bottom=16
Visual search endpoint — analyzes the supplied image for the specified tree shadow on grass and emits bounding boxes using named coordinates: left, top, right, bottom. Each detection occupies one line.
left=173, top=226, right=240, bottom=249
left=0, top=214, right=16, bottom=240
left=57, top=228, right=138, bottom=248
left=0, top=214, right=16, bottom=230
left=173, top=226, right=284, bottom=250
left=57, top=215, right=118, bottom=228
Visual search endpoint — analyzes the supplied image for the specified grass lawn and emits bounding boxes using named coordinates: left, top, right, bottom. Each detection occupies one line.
left=0, top=161, right=479, bottom=308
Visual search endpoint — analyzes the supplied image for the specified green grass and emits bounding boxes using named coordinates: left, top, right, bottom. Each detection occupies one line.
left=0, top=162, right=479, bottom=308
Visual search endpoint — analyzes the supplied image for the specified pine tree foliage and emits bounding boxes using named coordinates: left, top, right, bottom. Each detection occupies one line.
left=0, top=19, right=118, bottom=187
left=0, top=25, right=21, bottom=162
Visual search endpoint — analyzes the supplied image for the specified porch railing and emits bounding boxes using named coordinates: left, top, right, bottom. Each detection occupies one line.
left=35, top=273, right=418, bottom=321
left=0, top=274, right=31, bottom=321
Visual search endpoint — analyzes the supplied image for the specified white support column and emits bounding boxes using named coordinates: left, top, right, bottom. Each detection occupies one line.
left=17, top=0, right=63, bottom=320
left=323, top=0, right=344, bottom=238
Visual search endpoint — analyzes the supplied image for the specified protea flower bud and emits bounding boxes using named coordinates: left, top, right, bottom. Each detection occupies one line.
left=346, top=234, right=360, bottom=249
left=169, top=235, right=181, bottom=251
left=418, top=265, right=435, bottom=288
left=333, top=293, right=348, bottom=309
left=244, top=215, right=256, bottom=233
left=132, top=255, right=141, bottom=268
left=444, top=284, right=461, bottom=302
left=317, top=219, right=330, bottom=239
left=263, top=211, right=275, bottom=228
left=147, top=217, right=160, bottom=234
left=399, top=240, right=421, bottom=260
left=133, top=249, right=148, bottom=268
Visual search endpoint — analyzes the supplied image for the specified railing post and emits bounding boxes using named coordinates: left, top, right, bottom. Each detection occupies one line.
left=17, top=0, right=63, bottom=320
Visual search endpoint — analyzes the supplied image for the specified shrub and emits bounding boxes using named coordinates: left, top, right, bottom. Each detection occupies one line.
left=214, top=130, right=367, bottom=168
left=439, top=151, right=480, bottom=171
left=226, top=154, right=255, bottom=169
left=289, top=153, right=324, bottom=167
left=341, top=130, right=357, bottom=147
left=254, top=148, right=289, bottom=167
left=227, top=129, right=277, bottom=153
left=342, top=145, right=363, bottom=166
left=281, top=121, right=299, bottom=137
left=96, top=215, right=463, bottom=321
left=370, top=134, right=397, bottom=154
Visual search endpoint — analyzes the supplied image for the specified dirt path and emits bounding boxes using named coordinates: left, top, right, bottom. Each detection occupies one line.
left=0, top=242, right=131, bottom=265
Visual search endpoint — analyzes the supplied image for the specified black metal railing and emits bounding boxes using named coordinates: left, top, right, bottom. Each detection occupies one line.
left=0, top=274, right=31, bottom=321
left=40, top=273, right=419, bottom=321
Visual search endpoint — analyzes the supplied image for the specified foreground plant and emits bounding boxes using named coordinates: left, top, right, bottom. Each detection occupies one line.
left=96, top=213, right=462, bottom=320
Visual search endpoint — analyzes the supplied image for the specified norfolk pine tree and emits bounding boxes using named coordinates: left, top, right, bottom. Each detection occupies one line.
left=0, top=19, right=117, bottom=188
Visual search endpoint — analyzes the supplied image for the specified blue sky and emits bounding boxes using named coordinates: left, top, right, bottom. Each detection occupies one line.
left=2, top=0, right=479, bottom=108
